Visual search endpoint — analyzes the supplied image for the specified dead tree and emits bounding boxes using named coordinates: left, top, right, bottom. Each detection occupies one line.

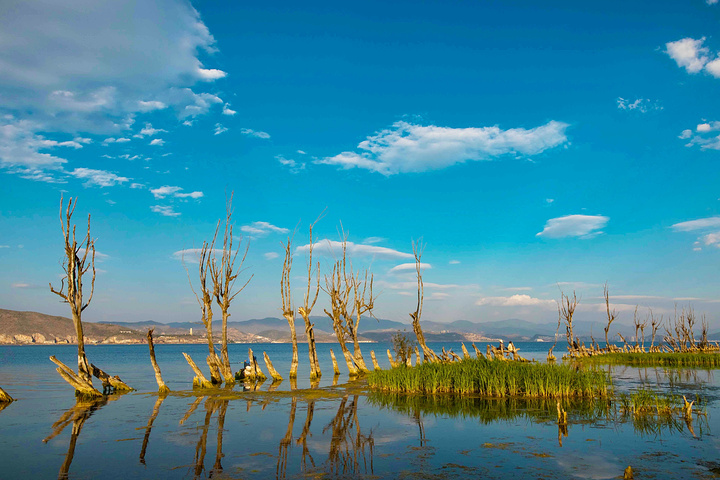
left=280, top=237, right=300, bottom=378
left=409, top=241, right=438, bottom=362
left=209, top=193, right=252, bottom=383
left=298, top=219, right=323, bottom=379
left=184, top=227, right=223, bottom=384
left=324, top=240, right=359, bottom=376
left=49, top=196, right=129, bottom=394
left=147, top=329, right=169, bottom=394
left=558, top=290, right=579, bottom=354
left=0, top=387, right=13, bottom=403
left=603, top=284, right=617, bottom=351
left=343, top=268, right=376, bottom=373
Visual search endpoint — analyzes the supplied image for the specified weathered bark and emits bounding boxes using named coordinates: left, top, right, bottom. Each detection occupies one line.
left=0, top=386, right=13, bottom=403
left=263, top=351, right=283, bottom=381
left=471, top=343, right=482, bottom=359
left=370, top=350, right=381, bottom=371
left=324, top=245, right=359, bottom=376
left=183, top=353, right=214, bottom=388
left=461, top=343, right=471, bottom=359
left=298, top=219, right=323, bottom=379
left=90, top=363, right=132, bottom=392
left=387, top=349, right=399, bottom=368
left=49, top=196, right=110, bottom=390
left=409, top=241, right=438, bottom=362
left=415, top=346, right=423, bottom=365
left=140, top=394, right=166, bottom=465
left=330, top=348, right=341, bottom=375
left=146, top=329, right=169, bottom=394
left=281, top=238, right=300, bottom=379
left=209, top=194, right=252, bottom=384
left=345, top=269, right=375, bottom=373
left=50, top=356, right=102, bottom=397
left=246, top=348, right=267, bottom=382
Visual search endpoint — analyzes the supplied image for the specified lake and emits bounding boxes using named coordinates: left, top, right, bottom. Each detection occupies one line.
left=1, top=342, right=718, bottom=479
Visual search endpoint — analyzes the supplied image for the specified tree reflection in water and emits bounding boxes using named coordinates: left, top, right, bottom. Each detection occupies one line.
left=186, top=397, right=229, bottom=479
left=43, top=395, right=119, bottom=479
left=323, top=395, right=374, bottom=476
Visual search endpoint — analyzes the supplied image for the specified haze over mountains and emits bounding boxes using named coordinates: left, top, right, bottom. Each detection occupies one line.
left=2, top=307, right=698, bottom=345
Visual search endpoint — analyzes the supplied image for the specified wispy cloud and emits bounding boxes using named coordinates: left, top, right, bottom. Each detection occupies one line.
left=70, top=167, right=129, bottom=187
left=679, top=121, right=720, bottom=150
left=476, top=294, right=555, bottom=307
left=616, top=97, right=662, bottom=113
left=315, top=120, right=569, bottom=175
left=150, top=185, right=203, bottom=199
left=222, top=103, right=236, bottom=116
left=264, top=252, right=279, bottom=260
left=449, top=260, right=461, bottom=265
left=276, top=155, right=305, bottom=173
left=389, top=263, right=431, bottom=274
left=151, top=205, right=180, bottom=217
left=214, top=123, right=228, bottom=135
left=240, top=128, right=270, bottom=139
left=296, top=240, right=413, bottom=260
left=149, top=138, right=165, bottom=146
left=241, top=221, right=289, bottom=237
left=172, top=248, right=222, bottom=263
left=536, top=215, right=609, bottom=239
left=672, top=216, right=720, bottom=250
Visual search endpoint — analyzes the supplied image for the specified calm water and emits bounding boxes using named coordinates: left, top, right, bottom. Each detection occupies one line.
left=1, top=342, right=719, bottom=479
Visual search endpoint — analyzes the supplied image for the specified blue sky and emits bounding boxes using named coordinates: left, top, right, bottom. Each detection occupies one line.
left=2, top=0, right=720, bottom=327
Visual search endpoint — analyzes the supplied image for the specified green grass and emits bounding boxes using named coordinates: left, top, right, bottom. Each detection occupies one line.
left=575, top=352, right=720, bottom=368
left=367, top=358, right=609, bottom=398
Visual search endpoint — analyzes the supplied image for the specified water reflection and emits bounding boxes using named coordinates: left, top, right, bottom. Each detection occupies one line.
left=189, top=397, right=229, bottom=479
left=43, top=395, right=120, bottom=479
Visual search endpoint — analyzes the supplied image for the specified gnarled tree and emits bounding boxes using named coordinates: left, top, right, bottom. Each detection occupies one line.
left=281, top=236, right=300, bottom=378
left=343, top=268, right=376, bottom=372
left=603, top=283, right=617, bottom=351
left=409, top=241, right=438, bottom=362
left=209, top=193, right=252, bottom=383
left=324, top=239, right=359, bottom=375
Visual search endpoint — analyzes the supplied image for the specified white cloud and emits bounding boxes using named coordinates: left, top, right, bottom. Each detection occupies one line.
left=708, top=0, right=719, bottom=4
left=476, top=294, right=555, bottom=307
left=701, top=231, right=720, bottom=247
left=697, top=121, right=720, bottom=132
left=449, top=260, right=460, bottom=265
left=363, top=237, right=385, bottom=244
left=172, top=247, right=222, bottom=263
left=0, top=245, right=9, bottom=248
left=241, top=221, right=289, bottom=237
left=536, top=215, right=608, bottom=239
left=240, top=128, right=270, bottom=139
left=130, top=182, right=145, bottom=189
left=222, top=103, right=236, bottom=116
left=197, top=68, right=227, bottom=81
left=149, top=138, right=165, bottom=146
left=150, top=185, right=203, bottom=199
left=665, top=37, right=710, bottom=74
left=151, top=205, right=180, bottom=217
left=137, top=100, right=167, bottom=112
left=139, top=123, right=167, bottom=137
left=671, top=216, right=720, bottom=231
left=102, top=137, right=131, bottom=144
left=315, top=120, right=569, bottom=175
left=276, top=155, right=305, bottom=173
left=214, top=123, right=228, bottom=135
left=616, top=97, right=662, bottom=113
left=297, top=150, right=307, bottom=155
left=679, top=129, right=693, bottom=139
left=264, top=252, right=279, bottom=260
left=427, top=292, right=449, bottom=301
left=389, top=263, right=431, bottom=274
left=69, top=167, right=129, bottom=187
left=296, top=240, right=413, bottom=260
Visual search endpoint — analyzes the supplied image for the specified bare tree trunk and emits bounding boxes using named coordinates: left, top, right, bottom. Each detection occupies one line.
left=263, top=352, right=283, bottom=381
left=409, top=241, right=438, bottom=362
left=247, top=348, right=267, bottom=382
left=370, top=350, right=381, bottom=371
left=285, top=313, right=299, bottom=379
left=90, top=363, right=132, bottom=392
left=183, top=353, right=214, bottom=388
left=330, top=348, right=341, bottom=375
left=147, top=329, right=169, bottom=394
left=50, top=356, right=101, bottom=397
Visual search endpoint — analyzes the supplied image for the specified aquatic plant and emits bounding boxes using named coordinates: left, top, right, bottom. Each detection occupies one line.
left=367, top=357, right=609, bottom=397
left=575, top=352, right=720, bottom=368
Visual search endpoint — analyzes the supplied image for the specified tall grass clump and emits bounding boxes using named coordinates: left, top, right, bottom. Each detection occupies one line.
left=575, top=352, right=720, bottom=368
left=367, top=358, right=609, bottom=398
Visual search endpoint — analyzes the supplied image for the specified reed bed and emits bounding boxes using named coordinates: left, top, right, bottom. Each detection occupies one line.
left=575, top=352, right=720, bottom=368
left=367, top=358, right=609, bottom=398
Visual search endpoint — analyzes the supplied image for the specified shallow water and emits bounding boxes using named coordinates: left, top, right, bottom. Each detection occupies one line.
left=1, top=342, right=718, bottom=479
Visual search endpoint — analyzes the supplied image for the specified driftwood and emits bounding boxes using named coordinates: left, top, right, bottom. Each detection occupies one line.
left=415, top=346, right=423, bottom=365
left=246, top=348, right=267, bottom=382
left=182, top=353, right=214, bottom=388
left=387, top=349, right=399, bottom=368
left=147, top=329, right=169, bottom=393
left=90, top=363, right=132, bottom=393
left=0, top=386, right=13, bottom=403
left=50, top=356, right=102, bottom=397
left=330, top=349, right=341, bottom=375
left=370, top=350, right=381, bottom=371
left=263, top=352, right=283, bottom=381
left=461, top=343, right=471, bottom=359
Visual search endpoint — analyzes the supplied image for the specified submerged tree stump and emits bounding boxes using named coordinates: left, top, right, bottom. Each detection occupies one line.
left=263, top=352, right=283, bottom=382
left=50, top=356, right=102, bottom=398
left=415, top=346, right=423, bottom=365
left=247, top=348, right=267, bottom=382
left=183, top=353, right=214, bottom=388
left=370, top=350, right=381, bottom=371
left=461, top=343, right=471, bottom=359
left=0, top=386, right=13, bottom=403
left=330, top=349, right=341, bottom=375
left=471, top=343, right=483, bottom=359
left=147, top=329, right=169, bottom=394
left=387, top=349, right=399, bottom=368
left=90, top=363, right=132, bottom=393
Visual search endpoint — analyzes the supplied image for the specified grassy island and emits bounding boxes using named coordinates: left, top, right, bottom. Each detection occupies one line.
left=367, top=358, right=610, bottom=398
